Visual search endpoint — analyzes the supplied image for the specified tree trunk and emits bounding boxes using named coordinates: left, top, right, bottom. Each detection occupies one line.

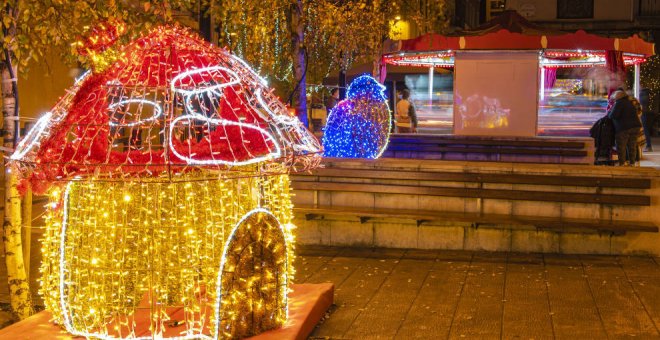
left=2, top=60, right=33, bottom=320
left=21, top=186, right=32, bottom=283
left=290, top=0, right=308, bottom=127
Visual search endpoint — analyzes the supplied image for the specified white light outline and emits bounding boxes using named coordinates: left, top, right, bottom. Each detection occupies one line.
left=253, top=89, right=321, bottom=154
left=168, top=115, right=281, bottom=166
left=75, top=70, right=92, bottom=85
left=10, top=111, right=53, bottom=160
left=107, top=99, right=164, bottom=127
left=57, top=182, right=214, bottom=340
left=227, top=53, right=269, bottom=87
left=170, top=66, right=241, bottom=97
left=12, top=69, right=92, bottom=162
left=212, top=208, right=289, bottom=340
left=169, top=66, right=283, bottom=166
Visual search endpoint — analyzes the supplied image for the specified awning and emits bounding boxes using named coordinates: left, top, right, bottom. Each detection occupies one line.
left=383, top=11, right=654, bottom=68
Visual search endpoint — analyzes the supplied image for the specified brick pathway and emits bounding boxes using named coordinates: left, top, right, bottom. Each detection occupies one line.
left=295, top=245, right=660, bottom=339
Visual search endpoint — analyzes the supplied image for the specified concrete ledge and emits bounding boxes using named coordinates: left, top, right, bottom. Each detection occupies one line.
left=294, top=217, right=660, bottom=256
left=292, top=158, right=660, bottom=255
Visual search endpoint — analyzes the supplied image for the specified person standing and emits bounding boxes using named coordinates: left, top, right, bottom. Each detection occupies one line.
left=608, top=89, right=642, bottom=166
left=395, top=89, right=418, bottom=133
left=325, top=88, right=340, bottom=112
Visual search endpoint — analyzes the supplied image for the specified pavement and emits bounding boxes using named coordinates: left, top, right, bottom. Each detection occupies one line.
left=297, top=245, right=660, bottom=339
left=641, top=136, right=660, bottom=168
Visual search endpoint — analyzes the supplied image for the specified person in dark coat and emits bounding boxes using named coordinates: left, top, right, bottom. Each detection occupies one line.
left=590, top=115, right=615, bottom=165
left=608, top=90, right=642, bottom=166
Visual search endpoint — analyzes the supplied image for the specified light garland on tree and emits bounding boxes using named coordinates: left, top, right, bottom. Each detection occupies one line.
left=322, top=75, right=391, bottom=158
left=13, top=24, right=321, bottom=340
left=641, top=55, right=659, bottom=109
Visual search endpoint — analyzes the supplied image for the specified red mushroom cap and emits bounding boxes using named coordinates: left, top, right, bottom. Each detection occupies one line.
left=12, top=25, right=321, bottom=193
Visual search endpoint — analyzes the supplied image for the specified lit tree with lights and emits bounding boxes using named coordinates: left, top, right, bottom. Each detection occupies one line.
left=641, top=55, right=660, bottom=111
left=212, top=0, right=448, bottom=126
left=0, top=0, right=196, bottom=320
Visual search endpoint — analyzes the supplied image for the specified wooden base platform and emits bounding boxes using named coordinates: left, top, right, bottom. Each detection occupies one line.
left=0, top=283, right=334, bottom=340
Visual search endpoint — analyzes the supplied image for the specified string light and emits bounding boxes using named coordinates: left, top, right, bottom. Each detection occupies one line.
left=74, top=19, right=127, bottom=72
left=43, top=173, right=295, bottom=339
left=641, top=55, right=659, bottom=109
left=107, top=99, right=163, bottom=127
left=383, top=51, right=454, bottom=68
left=322, top=75, right=391, bottom=158
left=384, top=50, right=646, bottom=68
left=10, top=111, right=53, bottom=161
left=11, top=25, right=321, bottom=190
left=14, top=24, right=319, bottom=339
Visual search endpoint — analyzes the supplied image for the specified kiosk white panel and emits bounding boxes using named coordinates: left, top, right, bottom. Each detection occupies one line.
left=453, top=51, right=539, bottom=136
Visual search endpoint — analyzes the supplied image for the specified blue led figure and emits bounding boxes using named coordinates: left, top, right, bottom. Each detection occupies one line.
left=323, top=75, right=391, bottom=158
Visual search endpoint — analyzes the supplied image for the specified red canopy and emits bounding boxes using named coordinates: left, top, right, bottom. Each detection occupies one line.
left=386, top=10, right=655, bottom=56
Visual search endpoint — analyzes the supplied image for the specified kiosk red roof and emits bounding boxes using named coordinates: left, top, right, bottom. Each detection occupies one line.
left=386, top=10, right=654, bottom=56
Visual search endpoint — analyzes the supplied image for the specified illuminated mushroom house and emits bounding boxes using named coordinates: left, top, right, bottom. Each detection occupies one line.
left=11, top=25, right=321, bottom=339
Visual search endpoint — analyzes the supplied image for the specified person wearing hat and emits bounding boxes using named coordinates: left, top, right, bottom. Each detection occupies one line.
left=608, top=89, right=642, bottom=166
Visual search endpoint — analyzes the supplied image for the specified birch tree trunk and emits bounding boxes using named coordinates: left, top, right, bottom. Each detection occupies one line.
left=290, top=0, right=308, bottom=127
left=21, top=186, right=32, bottom=283
left=2, top=57, right=34, bottom=321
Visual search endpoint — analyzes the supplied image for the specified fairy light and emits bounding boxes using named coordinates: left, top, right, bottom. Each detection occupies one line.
left=254, top=88, right=322, bottom=155
left=11, top=25, right=321, bottom=187
left=10, top=111, right=53, bottom=160
left=383, top=51, right=455, bottom=68
left=107, top=99, right=163, bottom=127
left=168, top=115, right=282, bottom=166
left=641, top=55, right=659, bottom=109
left=74, top=19, right=127, bottom=72
left=385, top=50, right=646, bottom=69
left=17, top=24, right=317, bottom=339
left=213, top=208, right=290, bottom=338
left=322, top=75, right=391, bottom=158
left=43, top=173, right=295, bottom=339
left=170, top=66, right=242, bottom=97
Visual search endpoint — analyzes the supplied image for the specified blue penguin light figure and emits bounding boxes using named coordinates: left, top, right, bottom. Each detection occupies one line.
left=322, top=75, right=391, bottom=158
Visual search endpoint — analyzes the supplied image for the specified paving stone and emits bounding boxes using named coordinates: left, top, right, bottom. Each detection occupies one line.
left=586, top=274, right=659, bottom=337
left=343, top=259, right=434, bottom=339
left=293, top=255, right=332, bottom=284
left=395, top=260, right=470, bottom=339
left=580, top=254, right=625, bottom=278
left=545, top=264, right=608, bottom=339
left=312, top=257, right=399, bottom=338
left=448, top=257, right=506, bottom=338
left=619, top=256, right=660, bottom=279
left=502, top=264, right=554, bottom=340
left=304, top=256, right=361, bottom=287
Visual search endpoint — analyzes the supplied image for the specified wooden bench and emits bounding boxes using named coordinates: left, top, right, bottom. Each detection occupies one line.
left=382, top=134, right=594, bottom=164
left=291, top=166, right=657, bottom=235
